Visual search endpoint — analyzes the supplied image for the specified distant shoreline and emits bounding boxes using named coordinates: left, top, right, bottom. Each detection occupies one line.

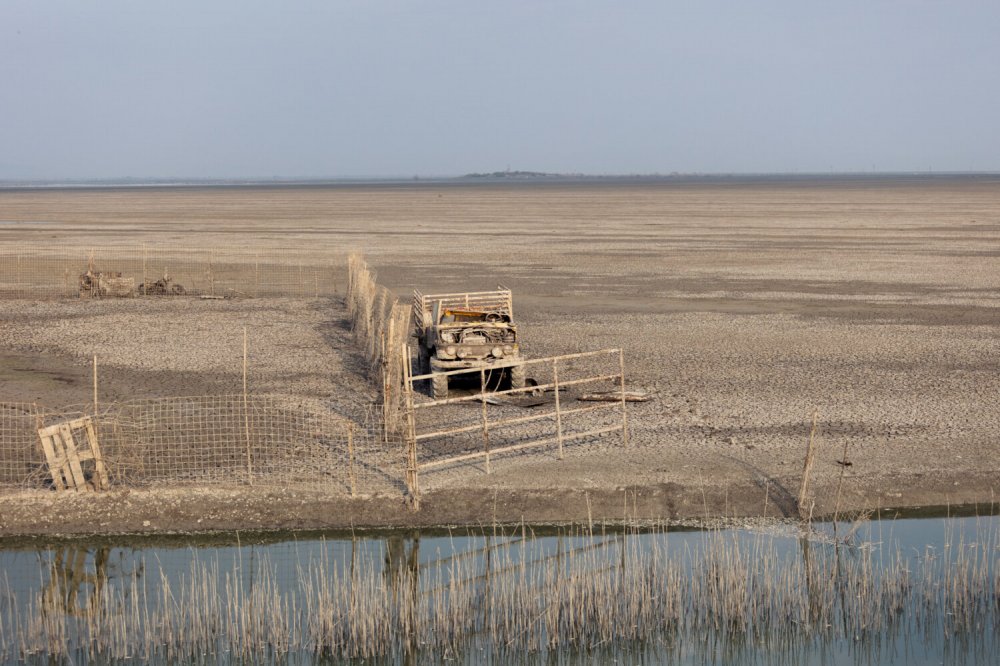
left=2, top=172, right=999, bottom=192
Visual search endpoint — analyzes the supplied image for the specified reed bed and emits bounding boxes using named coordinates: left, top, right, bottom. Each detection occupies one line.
left=346, top=252, right=409, bottom=434
left=1, top=520, right=998, bottom=663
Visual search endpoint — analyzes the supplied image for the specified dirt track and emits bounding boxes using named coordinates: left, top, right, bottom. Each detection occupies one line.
left=1, top=176, right=999, bottom=535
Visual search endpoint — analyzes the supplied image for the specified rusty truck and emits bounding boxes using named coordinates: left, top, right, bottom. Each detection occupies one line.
left=412, top=286, right=525, bottom=399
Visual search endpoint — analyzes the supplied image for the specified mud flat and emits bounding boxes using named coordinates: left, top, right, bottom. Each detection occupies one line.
left=1, top=176, right=998, bottom=535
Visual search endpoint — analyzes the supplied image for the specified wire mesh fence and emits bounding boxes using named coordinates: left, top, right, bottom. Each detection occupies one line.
left=0, top=244, right=340, bottom=299
left=0, top=395, right=403, bottom=495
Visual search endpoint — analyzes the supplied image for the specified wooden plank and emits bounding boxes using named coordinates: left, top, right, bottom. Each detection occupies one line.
left=37, top=423, right=67, bottom=439
left=59, top=424, right=90, bottom=491
left=50, top=429, right=73, bottom=489
left=83, top=419, right=109, bottom=491
left=37, top=432, right=67, bottom=491
left=418, top=425, right=623, bottom=470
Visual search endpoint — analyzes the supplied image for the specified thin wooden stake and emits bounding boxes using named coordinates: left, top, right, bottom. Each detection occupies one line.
left=348, top=424, right=356, bottom=498
left=243, top=327, right=253, bottom=485
left=92, top=355, right=98, bottom=416
left=619, top=349, right=629, bottom=446
left=797, top=410, right=819, bottom=519
left=254, top=252, right=260, bottom=297
left=402, top=345, right=420, bottom=509
left=553, top=359, right=563, bottom=459
left=481, top=367, right=491, bottom=474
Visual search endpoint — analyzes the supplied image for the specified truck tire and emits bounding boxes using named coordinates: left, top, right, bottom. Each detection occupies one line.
left=432, top=372, right=449, bottom=400
left=509, top=363, right=526, bottom=391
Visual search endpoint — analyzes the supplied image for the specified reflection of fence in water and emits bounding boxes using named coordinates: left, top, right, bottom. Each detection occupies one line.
left=0, top=396, right=400, bottom=495
left=0, top=244, right=339, bottom=298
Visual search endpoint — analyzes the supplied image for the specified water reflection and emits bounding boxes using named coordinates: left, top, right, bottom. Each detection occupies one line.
left=42, top=545, right=110, bottom=617
left=0, top=514, right=996, bottom=664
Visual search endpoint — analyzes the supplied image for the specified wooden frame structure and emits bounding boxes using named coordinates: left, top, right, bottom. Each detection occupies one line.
left=412, top=286, right=513, bottom=330
left=402, top=348, right=628, bottom=508
left=37, top=416, right=109, bottom=492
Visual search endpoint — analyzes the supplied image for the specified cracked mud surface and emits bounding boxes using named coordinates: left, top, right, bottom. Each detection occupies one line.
left=1, top=176, right=998, bottom=535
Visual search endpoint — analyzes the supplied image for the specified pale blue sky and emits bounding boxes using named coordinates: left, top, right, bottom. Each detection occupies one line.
left=1, top=1, right=998, bottom=180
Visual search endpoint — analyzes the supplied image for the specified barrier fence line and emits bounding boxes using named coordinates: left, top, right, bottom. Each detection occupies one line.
left=0, top=395, right=400, bottom=495
left=345, top=252, right=409, bottom=437
left=0, top=244, right=340, bottom=299
left=402, top=348, right=629, bottom=502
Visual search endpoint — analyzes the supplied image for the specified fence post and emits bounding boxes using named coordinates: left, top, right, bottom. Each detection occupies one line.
left=243, top=327, right=253, bottom=484
left=403, top=345, right=420, bottom=509
left=92, top=355, right=98, bottom=417
left=553, top=358, right=563, bottom=459
left=383, top=316, right=395, bottom=441
left=619, top=349, right=629, bottom=446
left=480, top=368, right=491, bottom=474
left=142, top=243, right=147, bottom=296
left=348, top=424, right=357, bottom=498
left=254, top=251, right=260, bottom=297
left=208, top=250, right=215, bottom=296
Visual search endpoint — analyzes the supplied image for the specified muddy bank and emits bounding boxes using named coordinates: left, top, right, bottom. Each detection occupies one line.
left=1, top=468, right=995, bottom=538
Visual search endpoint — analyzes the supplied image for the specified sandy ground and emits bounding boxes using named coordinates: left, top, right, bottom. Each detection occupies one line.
left=1, top=176, right=998, bottom=535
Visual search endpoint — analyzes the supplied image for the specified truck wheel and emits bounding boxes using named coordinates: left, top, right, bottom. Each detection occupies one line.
left=509, top=364, right=526, bottom=391
left=432, top=373, right=449, bottom=400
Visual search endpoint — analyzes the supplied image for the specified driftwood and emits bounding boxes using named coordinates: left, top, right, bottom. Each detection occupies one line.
left=578, top=391, right=649, bottom=402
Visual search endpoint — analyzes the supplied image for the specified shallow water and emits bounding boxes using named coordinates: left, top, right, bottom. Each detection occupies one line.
left=1, top=512, right=997, bottom=664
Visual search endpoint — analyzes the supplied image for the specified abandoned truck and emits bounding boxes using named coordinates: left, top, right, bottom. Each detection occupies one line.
left=412, top=286, right=525, bottom=399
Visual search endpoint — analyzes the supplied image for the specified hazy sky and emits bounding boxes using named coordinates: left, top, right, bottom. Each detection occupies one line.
left=2, top=1, right=998, bottom=180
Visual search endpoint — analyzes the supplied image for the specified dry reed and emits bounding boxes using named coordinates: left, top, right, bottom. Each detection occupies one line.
left=346, top=252, right=409, bottom=434
left=2, top=519, right=997, bottom=662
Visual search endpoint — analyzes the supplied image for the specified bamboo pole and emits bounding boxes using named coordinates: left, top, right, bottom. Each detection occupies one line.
left=409, top=348, right=621, bottom=381
left=414, top=401, right=616, bottom=441
left=413, top=373, right=623, bottom=408
left=619, top=349, right=629, bottom=446
left=419, top=425, right=623, bottom=470
left=553, top=358, right=563, bottom=459
left=797, top=410, right=819, bottom=519
left=383, top=316, right=394, bottom=441
left=348, top=425, right=356, bottom=498
left=402, top=345, right=420, bottom=509
left=243, top=327, right=253, bottom=485
left=92, top=355, right=98, bottom=417
left=480, top=368, right=491, bottom=474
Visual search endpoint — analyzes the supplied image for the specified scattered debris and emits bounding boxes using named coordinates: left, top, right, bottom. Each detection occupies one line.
left=79, top=270, right=135, bottom=299
left=138, top=272, right=186, bottom=296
